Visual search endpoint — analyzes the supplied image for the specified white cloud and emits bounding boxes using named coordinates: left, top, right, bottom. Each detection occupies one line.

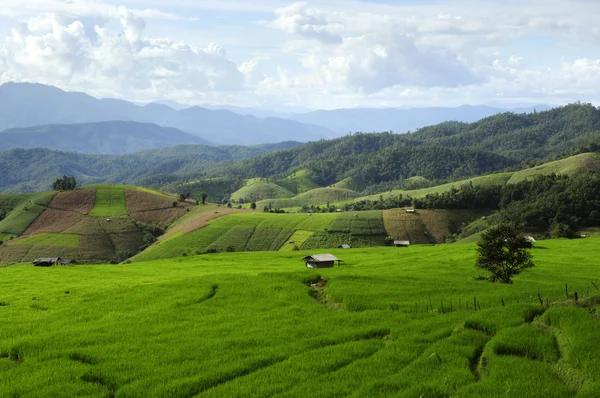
left=0, top=10, right=245, bottom=101
left=1, top=0, right=600, bottom=108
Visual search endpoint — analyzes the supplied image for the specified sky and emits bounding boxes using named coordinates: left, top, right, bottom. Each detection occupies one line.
left=1, top=0, right=600, bottom=110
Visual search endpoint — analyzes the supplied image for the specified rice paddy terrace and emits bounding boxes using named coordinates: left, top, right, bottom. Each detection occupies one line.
left=132, top=209, right=483, bottom=262
left=0, top=185, right=201, bottom=264
left=1, top=239, right=599, bottom=396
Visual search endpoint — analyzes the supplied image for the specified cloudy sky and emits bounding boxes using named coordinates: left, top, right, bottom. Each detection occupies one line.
left=1, top=0, right=599, bottom=109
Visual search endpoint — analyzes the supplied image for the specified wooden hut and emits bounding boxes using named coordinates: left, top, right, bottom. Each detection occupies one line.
left=32, top=257, right=70, bottom=267
left=393, top=240, right=411, bottom=247
left=302, top=254, right=341, bottom=268
left=405, top=209, right=416, bottom=214
left=524, top=236, right=536, bottom=243
left=338, top=244, right=351, bottom=249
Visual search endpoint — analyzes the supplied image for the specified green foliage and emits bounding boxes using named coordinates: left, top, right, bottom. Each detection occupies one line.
left=475, top=223, right=534, bottom=283
left=52, top=175, right=77, bottom=191
left=8, top=233, right=80, bottom=248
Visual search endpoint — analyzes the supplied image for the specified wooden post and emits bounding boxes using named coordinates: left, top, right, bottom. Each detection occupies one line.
left=574, top=292, right=578, bottom=303
left=501, top=298, right=505, bottom=307
left=474, top=296, right=477, bottom=311
left=537, top=293, right=543, bottom=306
left=565, top=284, right=569, bottom=299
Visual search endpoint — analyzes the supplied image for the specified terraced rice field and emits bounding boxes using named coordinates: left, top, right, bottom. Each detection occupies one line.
left=48, top=189, right=96, bottom=214
left=88, top=187, right=127, bottom=217
left=2, top=239, right=599, bottom=396
left=328, top=210, right=386, bottom=236
left=9, top=233, right=80, bottom=247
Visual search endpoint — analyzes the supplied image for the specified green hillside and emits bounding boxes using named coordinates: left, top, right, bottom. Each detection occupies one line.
left=508, top=152, right=600, bottom=184
left=2, top=239, right=600, bottom=395
left=0, top=185, right=194, bottom=264
left=230, top=178, right=295, bottom=203
left=256, top=187, right=360, bottom=209
left=276, top=170, right=320, bottom=194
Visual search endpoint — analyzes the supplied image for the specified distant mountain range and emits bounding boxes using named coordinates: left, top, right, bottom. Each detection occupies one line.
left=0, top=82, right=554, bottom=153
left=0, top=82, right=334, bottom=146
left=0, top=121, right=212, bottom=154
left=287, top=105, right=552, bottom=134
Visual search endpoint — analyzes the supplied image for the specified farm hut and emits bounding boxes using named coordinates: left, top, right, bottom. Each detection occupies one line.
left=393, top=240, right=411, bottom=247
left=338, top=244, right=351, bottom=249
left=405, top=209, right=416, bottom=214
left=525, top=236, right=536, bottom=243
left=336, top=209, right=343, bottom=212
left=302, top=254, right=341, bottom=269
left=32, top=257, right=70, bottom=267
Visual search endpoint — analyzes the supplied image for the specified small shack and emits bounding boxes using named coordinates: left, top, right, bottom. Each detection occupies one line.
left=32, top=257, right=70, bottom=267
left=405, top=209, right=416, bottom=214
left=393, top=240, right=411, bottom=247
left=302, top=254, right=341, bottom=269
left=525, top=236, right=536, bottom=243
left=338, top=244, right=351, bottom=249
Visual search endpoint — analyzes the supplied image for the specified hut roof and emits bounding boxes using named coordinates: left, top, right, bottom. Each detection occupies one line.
left=302, top=254, right=340, bottom=262
left=338, top=244, right=351, bottom=249
left=394, top=240, right=411, bottom=245
left=34, top=257, right=62, bottom=263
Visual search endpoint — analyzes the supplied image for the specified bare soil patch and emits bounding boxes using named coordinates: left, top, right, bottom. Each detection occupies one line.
left=130, top=208, right=187, bottom=228
left=49, top=190, right=96, bottom=215
left=24, top=209, right=85, bottom=235
left=125, top=190, right=193, bottom=213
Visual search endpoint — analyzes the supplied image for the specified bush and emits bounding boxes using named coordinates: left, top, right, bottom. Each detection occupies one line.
left=225, top=245, right=235, bottom=252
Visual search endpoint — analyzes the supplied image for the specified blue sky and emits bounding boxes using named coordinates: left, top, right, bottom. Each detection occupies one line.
left=1, top=0, right=599, bottom=109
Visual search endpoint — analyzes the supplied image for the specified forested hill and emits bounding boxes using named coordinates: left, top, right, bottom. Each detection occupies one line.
left=1, top=103, right=600, bottom=193
left=206, top=103, right=600, bottom=187
left=0, top=142, right=300, bottom=192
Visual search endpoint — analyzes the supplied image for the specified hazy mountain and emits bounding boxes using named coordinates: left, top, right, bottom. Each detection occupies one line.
left=0, top=83, right=334, bottom=146
left=288, top=105, right=553, bottom=134
left=0, top=121, right=212, bottom=154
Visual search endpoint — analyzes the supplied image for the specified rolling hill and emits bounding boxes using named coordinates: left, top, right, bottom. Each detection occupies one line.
left=0, top=185, right=196, bottom=264
left=0, top=121, right=212, bottom=154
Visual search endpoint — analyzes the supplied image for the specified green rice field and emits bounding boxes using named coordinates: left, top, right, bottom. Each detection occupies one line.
left=9, top=233, right=80, bottom=248
left=1, top=238, right=599, bottom=396
left=88, top=186, right=128, bottom=217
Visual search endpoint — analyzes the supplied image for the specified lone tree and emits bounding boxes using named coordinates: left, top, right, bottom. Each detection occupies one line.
left=475, top=223, right=534, bottom=284
left=52, top=175, right=77, bottom=191
left=250, top=202, right=256, bottom=210
left=200, top=192, right=208, bottom=205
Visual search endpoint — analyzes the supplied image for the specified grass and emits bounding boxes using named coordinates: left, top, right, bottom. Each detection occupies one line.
left=329, top=210, right=386, bottom=236
left=0, top=191, right=56, bottom=236
left=256, top=188, right=360, bottom=209
left=134, top=213, right=340, bottom=261
left=1, top=238, right=599, bottom=396
left=508, top=152, right=600, bottom=184
left=88, top=186, right=128, bottom=217
left=9, top=233, right=80, bottom=248
left=279, top=230, right=314, bottom=251
left=277, top=170, right=321, bottom=194
left=230, top=178, right=295, bottom=203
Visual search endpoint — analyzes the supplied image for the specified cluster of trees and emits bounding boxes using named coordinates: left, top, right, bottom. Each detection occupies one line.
left=52, top=175, right=77, bottom=191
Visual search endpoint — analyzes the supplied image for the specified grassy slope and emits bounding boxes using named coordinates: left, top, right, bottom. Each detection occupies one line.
left=277, top=170, right=321, bottom=194
left=508, top=152, right=600, bottom=184
left=230, top=178, right=295, bottom=203
left=0, top=185, right=191, bottom=264
left=256, top=187, right=361, bottom=209
left=1, top=239, right=600, bottom=396
left=0, top=192, right=56, bottom=238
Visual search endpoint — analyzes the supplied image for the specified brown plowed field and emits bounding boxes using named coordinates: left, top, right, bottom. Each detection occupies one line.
left=181, top=208, right=247, bottom=235
left=24, top=209, right=85, bottom=235
left=49, top=189, right=96, bottom=214
left=130, top=208, right=188, bottom=228
left=125, top=190, right=193, bottom=213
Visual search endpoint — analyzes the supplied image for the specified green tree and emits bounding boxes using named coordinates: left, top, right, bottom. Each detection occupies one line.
left=475, top=223, right=534, bottom=284
left=200, top=192, right=208, bottom=205
left=250, top=202, right=256, bottom=210
left=52, top=175, right=77, bottom=191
